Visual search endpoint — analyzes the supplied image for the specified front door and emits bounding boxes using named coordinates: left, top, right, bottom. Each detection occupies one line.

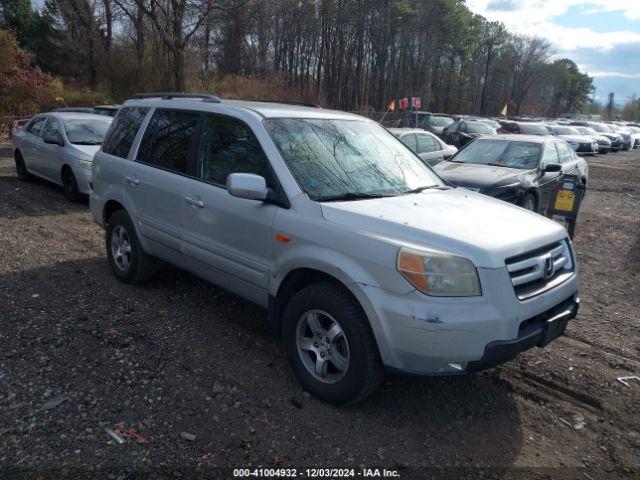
left=181, top=113, right=278, bottom=306
left=124, top=108, right=201, bottom=268
left=40, top=117, right=65, bottom=182
left=537, top=142, right=564, bottom=214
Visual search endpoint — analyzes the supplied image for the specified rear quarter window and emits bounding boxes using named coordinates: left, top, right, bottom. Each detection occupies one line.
left=102, top=106, right=150, bottom=159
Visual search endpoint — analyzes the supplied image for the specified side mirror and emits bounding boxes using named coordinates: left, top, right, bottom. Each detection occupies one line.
left=226, top=173, right=268, bottom=201
left=44, top=135, right=63, bottom=146
left=543, top=163, right=562, bottom=173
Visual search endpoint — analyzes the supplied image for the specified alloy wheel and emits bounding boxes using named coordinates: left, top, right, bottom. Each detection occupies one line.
left=296, top=310, right=350, bottom=384
left=110, top=225, right=132, bottom=271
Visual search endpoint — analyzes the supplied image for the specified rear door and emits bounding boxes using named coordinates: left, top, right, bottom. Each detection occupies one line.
left=181, top=113, right=279, bottom=305
left=21, top=116, right=48, bottom=174
left=124, top=108, right=200, bottom=268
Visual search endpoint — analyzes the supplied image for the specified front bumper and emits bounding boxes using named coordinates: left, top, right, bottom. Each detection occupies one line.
left=467, top=295, right=579, bottom=371
left=353, top=264, right=579, bottom=376
left=75, top=166, right=93, bottom=195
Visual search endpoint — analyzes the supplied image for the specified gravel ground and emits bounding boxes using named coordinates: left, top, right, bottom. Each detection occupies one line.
left=0, top=141, right=639, bottom=478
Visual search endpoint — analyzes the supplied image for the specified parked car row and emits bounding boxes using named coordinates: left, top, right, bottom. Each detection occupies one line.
left=12, top=95, right=583, bottom=405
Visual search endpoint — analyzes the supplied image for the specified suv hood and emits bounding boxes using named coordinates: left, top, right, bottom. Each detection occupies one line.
left=320, top=188, right=566, bottom=269
left=434, top=162, right=530, bottom=188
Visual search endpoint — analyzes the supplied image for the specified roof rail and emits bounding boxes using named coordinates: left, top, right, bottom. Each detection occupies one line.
left=253, top=100, right=321, bottom=108
left=133, top=92, right=221, bottom=103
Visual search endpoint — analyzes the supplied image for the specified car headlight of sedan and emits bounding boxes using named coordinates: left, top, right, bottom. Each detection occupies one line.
left=76, top=159, right=92, bottom=170
left=397, top=247, right=481, bottom=297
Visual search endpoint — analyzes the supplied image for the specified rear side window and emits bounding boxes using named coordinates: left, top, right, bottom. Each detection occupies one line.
left=137, top=109, right=199, bottom=174
left=27, top=116, right=47, bottom=136
left=195, top=114, right=269, bottom=185
left=102, top=107, right=149, bottom=159
left=399, top=134, right=417, bottom=152
left=416, top=134, right=439, bottom=153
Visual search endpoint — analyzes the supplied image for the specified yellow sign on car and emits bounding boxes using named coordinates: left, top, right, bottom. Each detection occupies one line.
left=554, top=189, right=575, bottom=212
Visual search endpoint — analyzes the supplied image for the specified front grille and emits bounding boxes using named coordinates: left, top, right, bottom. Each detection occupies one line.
left=505, top=241, right=575, bottom=300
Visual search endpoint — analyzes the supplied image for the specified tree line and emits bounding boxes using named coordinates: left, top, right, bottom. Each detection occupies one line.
left=0, top=0, right=610, bottom=117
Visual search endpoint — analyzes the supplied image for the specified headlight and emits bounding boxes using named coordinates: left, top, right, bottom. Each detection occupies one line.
left=397, top=247, right=481, bottom=297
left=76, top=159, right=92, bottom=169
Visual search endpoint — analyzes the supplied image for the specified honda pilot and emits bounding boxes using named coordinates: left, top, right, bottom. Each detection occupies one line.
left=90, top=94, right=579, bottom=404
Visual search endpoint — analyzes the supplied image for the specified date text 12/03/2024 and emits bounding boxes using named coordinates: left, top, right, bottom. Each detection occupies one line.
left=233, top=468, right=401, bottom=478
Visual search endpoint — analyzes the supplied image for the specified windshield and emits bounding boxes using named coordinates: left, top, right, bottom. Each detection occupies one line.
left=265, top=118, right=445, bottom=201
left=451, top=139, right=541, bottom=170
left=520, top=124, right=549, bottom=135
left=431, top=116, right=453, bottom=127
left=554, top=126, right=580, bottom=135
left=63, top=118, right=112, bottom=145
left=590, top=123, right=610, bottom=133
left=575, top=126, right=596, bottom=135
left=466, top=122, right=494, bottom=134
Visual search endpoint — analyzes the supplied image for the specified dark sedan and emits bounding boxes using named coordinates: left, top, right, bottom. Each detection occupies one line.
left=433, top=135, right=588, bottom=217
left=440, top=120, right=496, bottom=148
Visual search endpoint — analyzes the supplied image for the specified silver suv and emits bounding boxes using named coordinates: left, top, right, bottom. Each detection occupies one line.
left=90, top=93, right=579, bottom=404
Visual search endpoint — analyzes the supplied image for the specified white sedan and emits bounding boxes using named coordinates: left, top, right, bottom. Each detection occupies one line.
left=12, top=112, right=113, bottom=201
left=389, top=128, right=458, bottom=166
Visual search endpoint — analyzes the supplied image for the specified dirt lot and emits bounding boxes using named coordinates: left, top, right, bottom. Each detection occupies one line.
left=0, top=140, right=639, bottom=478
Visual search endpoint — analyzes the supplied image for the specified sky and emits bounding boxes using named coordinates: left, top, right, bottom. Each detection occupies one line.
left=466, top=0, right=640, bottom=105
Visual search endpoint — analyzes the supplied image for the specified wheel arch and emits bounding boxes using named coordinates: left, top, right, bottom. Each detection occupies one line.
left=103, top=199, right=126, bottom=226
left=269, top=268, right=363, bottom=340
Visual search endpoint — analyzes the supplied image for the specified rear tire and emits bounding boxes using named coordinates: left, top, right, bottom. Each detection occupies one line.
left=15, top=151, right=31, bottom=181
left=106, top=210, right=157, bottom=284
left=62, top=167, right=83, bottom=202
left=282, top=281, right=384, bottom=405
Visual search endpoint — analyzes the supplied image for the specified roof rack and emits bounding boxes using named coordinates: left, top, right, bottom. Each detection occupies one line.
left=133, top=92, right=221, bottom=103
left=253, top=100, right=321, bottom=108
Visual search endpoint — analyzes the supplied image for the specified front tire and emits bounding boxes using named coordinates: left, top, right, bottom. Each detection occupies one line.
left=62, top=167, right=83, bottom=202
left=15, top=151, right=32, bottom=181
left=282, top=282, right=384, bottom=405
left=106, top=210, right=157, bottom=284
left=521, top=193, right=537, bottom=212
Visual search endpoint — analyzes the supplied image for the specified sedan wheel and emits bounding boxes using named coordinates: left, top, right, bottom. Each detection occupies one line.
left=296, top=310, right=350, bottom=384
left=522, top=194, right=536, bottom=212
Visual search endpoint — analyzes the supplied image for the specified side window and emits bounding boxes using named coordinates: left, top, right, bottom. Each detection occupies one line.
left=555, top=142, right=573, bottom=164
left=416, top=134, right=439, bottom=154
left=541, top=143, right=560, bottom=167
left=458, top=122, right=467, bottom=132
left=195, top=114, right=269, bottom=186
left=399, top=134, right=417, bottom=152
left=137, top=109, right=199, bottom=174
left=42, top=119, right=63, bottom=143
left=27, top=116, right=47, bottom=137
left=102, top=106, right=150, bottom=159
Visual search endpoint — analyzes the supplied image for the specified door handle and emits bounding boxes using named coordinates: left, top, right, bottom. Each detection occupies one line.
left=184, top=196, right=205, bottom=208
left=125, top=175, right=140, bottom=186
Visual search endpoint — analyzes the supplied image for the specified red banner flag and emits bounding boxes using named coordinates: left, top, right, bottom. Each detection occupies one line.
left=388, top=99, right=395, bottom=111
left=411, top=97, right=421, bottom=109
left=399, top=98, right=409, bottom=110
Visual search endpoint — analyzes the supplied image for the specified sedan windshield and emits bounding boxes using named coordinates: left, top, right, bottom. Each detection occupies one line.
left=466, top=122, right=494, bottom=134
left=63, top=118, right=112, bottom=145
left=520, top=124, right=549, bottom=135
left=265, top=118, right=445, bottom=201
left=590, top=123, right=610, bottom=133
left=431, top=116, right=453, bottom=127
left=575, top=126, right=597, bottom=135
left=553, top=126, right=580, bottom=135
left=451, top=139, right=541, bottom=170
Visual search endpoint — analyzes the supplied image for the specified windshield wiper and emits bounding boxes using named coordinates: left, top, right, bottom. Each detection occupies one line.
left=403, top=185, right=451, bottom=194
left=319, top=192, right=396, bottom=202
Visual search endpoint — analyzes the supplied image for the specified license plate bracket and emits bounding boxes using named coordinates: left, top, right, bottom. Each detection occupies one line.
left=539, top=316, right=569, bottom=347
